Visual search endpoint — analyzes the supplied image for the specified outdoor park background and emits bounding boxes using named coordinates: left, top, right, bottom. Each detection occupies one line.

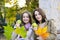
left=0, top=0, right=60, bottom=40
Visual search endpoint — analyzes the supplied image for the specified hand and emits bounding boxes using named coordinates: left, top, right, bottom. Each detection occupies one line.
left=15, top=39, right=18, bottom=40
left=37, top=36, right=43, bottom=40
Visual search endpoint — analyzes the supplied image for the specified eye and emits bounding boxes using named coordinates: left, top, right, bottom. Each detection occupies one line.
left=35, top=11, right=41, bottom=16
left=35, top=14, right=37, bottom=16
left=38, top=13, right=41, bottom=15
left=23, top=16, right=25, bottom=18
left=27, top=16, right=29, bottom=18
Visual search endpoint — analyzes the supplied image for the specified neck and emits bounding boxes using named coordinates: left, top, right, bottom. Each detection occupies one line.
left=25, top=22, right=30, bottom=25
left=24, top=23, right=31, bottom=30
left=39, top=21, right=42, bottom=24
left=39, top=22, right=46, bottom=28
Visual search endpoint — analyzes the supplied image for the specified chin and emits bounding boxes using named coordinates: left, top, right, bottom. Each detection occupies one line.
left=24, top=22, right=28, bottom=24
left=38, top=19, right=41, bottom=21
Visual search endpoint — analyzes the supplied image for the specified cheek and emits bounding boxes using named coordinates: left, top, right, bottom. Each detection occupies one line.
left=22, top=18, right=25, bottom=22
left=27, top=18, right=30, bottom=21
left=26, top=18, right=30, bottom=23
left=35, top=15, right=42, bottom=21
left=40, top=15, right=42, bottom=19
left=22, top=18, right=24, bottom=21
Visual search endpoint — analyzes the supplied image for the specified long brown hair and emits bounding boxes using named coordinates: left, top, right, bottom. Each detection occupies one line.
left=33, top=8, right=46, bottom=24
left=21, top=11, right=32, bottom=25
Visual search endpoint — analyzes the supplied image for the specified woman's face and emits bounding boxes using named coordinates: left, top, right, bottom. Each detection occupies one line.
left=34, top=11, right=42, bottom=22
left=23, top=13, right=30, bottom=24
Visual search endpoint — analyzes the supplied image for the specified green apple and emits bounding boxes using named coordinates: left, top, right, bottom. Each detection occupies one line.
left=32, top=23, right=38, bottom=27
left=17, top=20, right=21, bottom=24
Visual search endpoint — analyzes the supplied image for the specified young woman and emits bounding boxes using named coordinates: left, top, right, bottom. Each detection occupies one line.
left=11, top=20, right=22, bottom=40
left=21, top=11, right=34, bottom=40
left=33, top=8, right=57, bottom=40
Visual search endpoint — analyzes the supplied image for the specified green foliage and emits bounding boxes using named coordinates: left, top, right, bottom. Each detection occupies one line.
left=4, top=25, right=14, bottom=40
left=19, top=26, right=27, bottom=38
left=26, top=0, right=39, bottom=12
left=14, top=26, right=27, bottom=38
left=0, top=0, right=39, bottom=25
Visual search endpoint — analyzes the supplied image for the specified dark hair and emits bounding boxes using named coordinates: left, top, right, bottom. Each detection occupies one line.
left=33, top=8, right=46, bottom=24
left=21, top=11, right=32, bottom=25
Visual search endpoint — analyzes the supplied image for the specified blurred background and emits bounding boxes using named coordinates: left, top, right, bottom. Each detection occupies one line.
left=0, top=0, right=38, bottom=40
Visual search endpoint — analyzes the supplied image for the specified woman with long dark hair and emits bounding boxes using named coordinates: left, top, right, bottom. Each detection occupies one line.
left=21, top=11, right=34, bottom=40
left=33, top=8, right=57, bottom=40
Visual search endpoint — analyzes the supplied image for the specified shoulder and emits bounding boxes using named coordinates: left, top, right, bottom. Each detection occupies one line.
left=46, top=19, right=55, bottom=25
left=46, top=19, right=56, bottom=31
left=47, top=19, right=55, bottom=23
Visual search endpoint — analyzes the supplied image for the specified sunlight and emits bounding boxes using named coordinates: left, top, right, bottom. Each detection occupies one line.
left=5, top=3, right=14, bottom=8
left=5, top=0, right=26, bottom=8
left=17, top=0, right=26, bottom=8
left=5, top=0, right=15, bottom=8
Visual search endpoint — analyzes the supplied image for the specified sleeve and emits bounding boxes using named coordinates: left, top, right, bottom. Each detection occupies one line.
left=25, top=27, right=34, bottom=40
left=11, top=32, right=18, bottom=40
left=45, top=19, right=57, bottom=40
left=13, top=25, right=16, bottom=30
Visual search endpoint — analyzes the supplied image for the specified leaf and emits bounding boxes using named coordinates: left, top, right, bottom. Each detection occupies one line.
left=14, top=26, right=27, bottom=38
left=14, top=27, right=20, bottom=34
left=41, top=32, right=50, bottom=39
left=19, top=26, right=27, bottom=38
left=34, top=26, right=50, bottom=39
left=35, top=27, right=42, bottom=35
left=42, top=26, right=48, bottom=34
left=4, top=25, right=14, bottom=40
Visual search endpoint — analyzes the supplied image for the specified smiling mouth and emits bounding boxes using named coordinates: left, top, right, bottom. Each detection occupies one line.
left=24, top=19, right=28, bottom=21
left=37, top=17, right=40, bottom=19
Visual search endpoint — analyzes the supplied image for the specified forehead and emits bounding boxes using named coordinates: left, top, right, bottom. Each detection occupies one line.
left=23, top=13, right=29, bottom=16
left=35, top=11, right=39, bottom=14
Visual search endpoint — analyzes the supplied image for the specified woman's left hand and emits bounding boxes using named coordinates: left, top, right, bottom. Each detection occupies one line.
left=37, top=36, right=44, bottom=40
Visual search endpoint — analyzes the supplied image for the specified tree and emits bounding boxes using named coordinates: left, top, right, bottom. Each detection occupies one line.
left=2, top=0, right=39, bottom=25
